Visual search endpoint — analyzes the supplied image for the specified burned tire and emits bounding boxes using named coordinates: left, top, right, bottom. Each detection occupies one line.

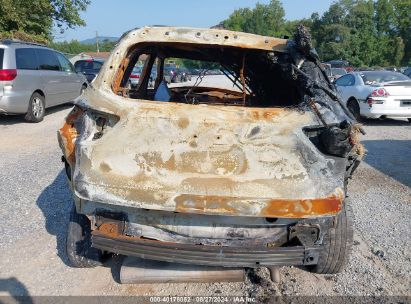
left=25, top=92, right=45, bottom=123
left=308, top=199, right=353, bottom=274
left=66, top=204, right=103, bottom=268
left=347, top=99, right=361, bottom=122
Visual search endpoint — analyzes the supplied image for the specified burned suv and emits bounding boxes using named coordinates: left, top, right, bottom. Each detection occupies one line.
left=58, top=26, right=363, bottom=274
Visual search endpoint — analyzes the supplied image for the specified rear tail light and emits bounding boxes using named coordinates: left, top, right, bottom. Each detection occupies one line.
left=58, top=106, right=119, bottom=164
left=0, top=69, right=17, bottom=81
left=368, top=88, right=388, bottom=107
left=371, top=88, right=389, bottom=97
left=129, top=74, right=140, bottom=78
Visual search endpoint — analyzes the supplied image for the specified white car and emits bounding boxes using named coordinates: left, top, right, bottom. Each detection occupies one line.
left=335, top=71, right=411, bottom=122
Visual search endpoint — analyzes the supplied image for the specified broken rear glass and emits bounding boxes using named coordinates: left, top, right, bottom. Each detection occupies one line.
left=114, top=43, right=304, bottom=108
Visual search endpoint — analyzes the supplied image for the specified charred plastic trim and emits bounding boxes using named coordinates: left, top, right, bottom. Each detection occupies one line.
left=303, top=121, right=356, bottom=157
left=92, top=231, right=320, bottom=267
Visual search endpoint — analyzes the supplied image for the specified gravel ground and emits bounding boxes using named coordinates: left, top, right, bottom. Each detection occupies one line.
left=0, top=103, right=410, bottom=301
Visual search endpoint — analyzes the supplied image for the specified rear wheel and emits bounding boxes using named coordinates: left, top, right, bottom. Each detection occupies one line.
left=25, top=92, right=45, bottom=123
left=347, top=99, right=361, bottom=122
left=66, top=203, right=103, bottom=268
left=408, top=118, right=411, bottom=123
left=308, top=199, right=353, bottom=274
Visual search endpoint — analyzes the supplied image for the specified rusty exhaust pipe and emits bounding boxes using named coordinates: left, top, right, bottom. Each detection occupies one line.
left=120, top=257, right=245, bottom=284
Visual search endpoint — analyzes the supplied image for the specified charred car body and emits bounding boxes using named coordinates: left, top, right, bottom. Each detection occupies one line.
left=58, top=26, right=363, bottom=274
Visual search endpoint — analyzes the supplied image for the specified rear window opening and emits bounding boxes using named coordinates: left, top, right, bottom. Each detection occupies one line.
left=359, top=71, right=410, bottom=85
left=113, top=43, right=302, bottom=108
left=74, top=60, right=103, bottom=73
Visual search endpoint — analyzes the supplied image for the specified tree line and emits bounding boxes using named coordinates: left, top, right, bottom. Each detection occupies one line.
left=222, top=0, right=411, bottom=67
left=48, top=39, right=116, bottom=55
left=1, top=0, right=410, bottom=67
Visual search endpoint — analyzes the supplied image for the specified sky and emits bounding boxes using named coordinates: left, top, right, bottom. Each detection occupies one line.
left=54, top=0, right=335, bottom=41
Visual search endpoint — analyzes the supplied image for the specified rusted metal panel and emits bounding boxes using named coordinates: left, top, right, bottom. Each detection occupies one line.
left=112, top=56, right=130, bottom=95
left=70, top=96, right=346, bottom=218
left=174, top=189, right=344, bottom=218
left=57, top=107, right=82, bottom=164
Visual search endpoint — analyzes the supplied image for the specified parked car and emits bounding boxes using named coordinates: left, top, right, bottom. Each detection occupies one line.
left=324, top=65, right=347, bottom=82
left=331, top=68, right=347, bottom=80
left=403, top=67, right=411, bottom=78
left=74, top=58, right=104, bottom=83
left=58, top=26, right=363, bottom=277
left=178, top=68, right=191, bottom=82
left=128, top=66, right=142, bottom=88
left=325, top=59, right=354, bottom=72
left=163, top=66, right=179, bottom=83
left=189, top=68, right=202, bottom=76
left=335, top=71, right=411, bottom=121
left=206, top=69, right=224, bottom=75
left=0, top=39, right=87, bottom=122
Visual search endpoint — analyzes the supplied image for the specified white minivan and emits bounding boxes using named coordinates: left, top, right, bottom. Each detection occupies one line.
left=0, top=40, right=88, bottom=122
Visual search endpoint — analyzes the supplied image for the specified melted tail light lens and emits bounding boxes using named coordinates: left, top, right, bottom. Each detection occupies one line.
left=58, top=106, right=119, bottom=164
left=58, top=106, right=84, bottom=164
left=89, top=110, right=119, bottom=141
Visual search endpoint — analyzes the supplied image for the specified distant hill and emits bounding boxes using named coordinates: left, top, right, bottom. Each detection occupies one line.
left=80, top=36, right=118, bottom=44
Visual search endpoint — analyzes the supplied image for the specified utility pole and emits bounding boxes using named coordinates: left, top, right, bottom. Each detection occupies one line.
left=96, top=31, right=100, bottom=53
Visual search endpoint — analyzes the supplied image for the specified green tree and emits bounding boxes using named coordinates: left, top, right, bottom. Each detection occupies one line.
left=312, top=1, right=379, bottom=66
left=223, top=8, right=253, bottom=32
left=0, top=0, right=90, bottom=43
left=217, top=0, right=411, bottom=66
left=388, top=0, right=411, bottom=64
left=310, top=0, right=410, bottom=67
left=223, top=0, right=286, bottom=37
left=49, top=39, right=117, bottom=54
left=392, top=37, right=405, bottom=66
left=99, top=39, right=116, bottom=52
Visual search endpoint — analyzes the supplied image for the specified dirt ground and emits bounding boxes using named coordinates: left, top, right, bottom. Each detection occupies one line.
left=0, top=100, right=410, bottom=302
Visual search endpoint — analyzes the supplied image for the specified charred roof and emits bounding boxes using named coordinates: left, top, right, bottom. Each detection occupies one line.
left=119, top=26, right=288, bottom=52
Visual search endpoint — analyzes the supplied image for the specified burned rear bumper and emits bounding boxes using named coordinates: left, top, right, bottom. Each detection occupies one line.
left=92, top=231, right=320, bottom=267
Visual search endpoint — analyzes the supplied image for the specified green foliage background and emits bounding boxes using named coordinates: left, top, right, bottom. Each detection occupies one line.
left=49, top=39, right=116, bottom=55
left=1, top=0, right=410, bottom=66
left=223, top=0, right=411, bottom=67
left=0, top=0, right=90, bottom=44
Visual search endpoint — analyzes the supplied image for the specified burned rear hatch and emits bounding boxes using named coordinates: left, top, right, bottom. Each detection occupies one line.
left=67, top=26, right=361, bottom=218
left=73, top=97, right=346, bottom=218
